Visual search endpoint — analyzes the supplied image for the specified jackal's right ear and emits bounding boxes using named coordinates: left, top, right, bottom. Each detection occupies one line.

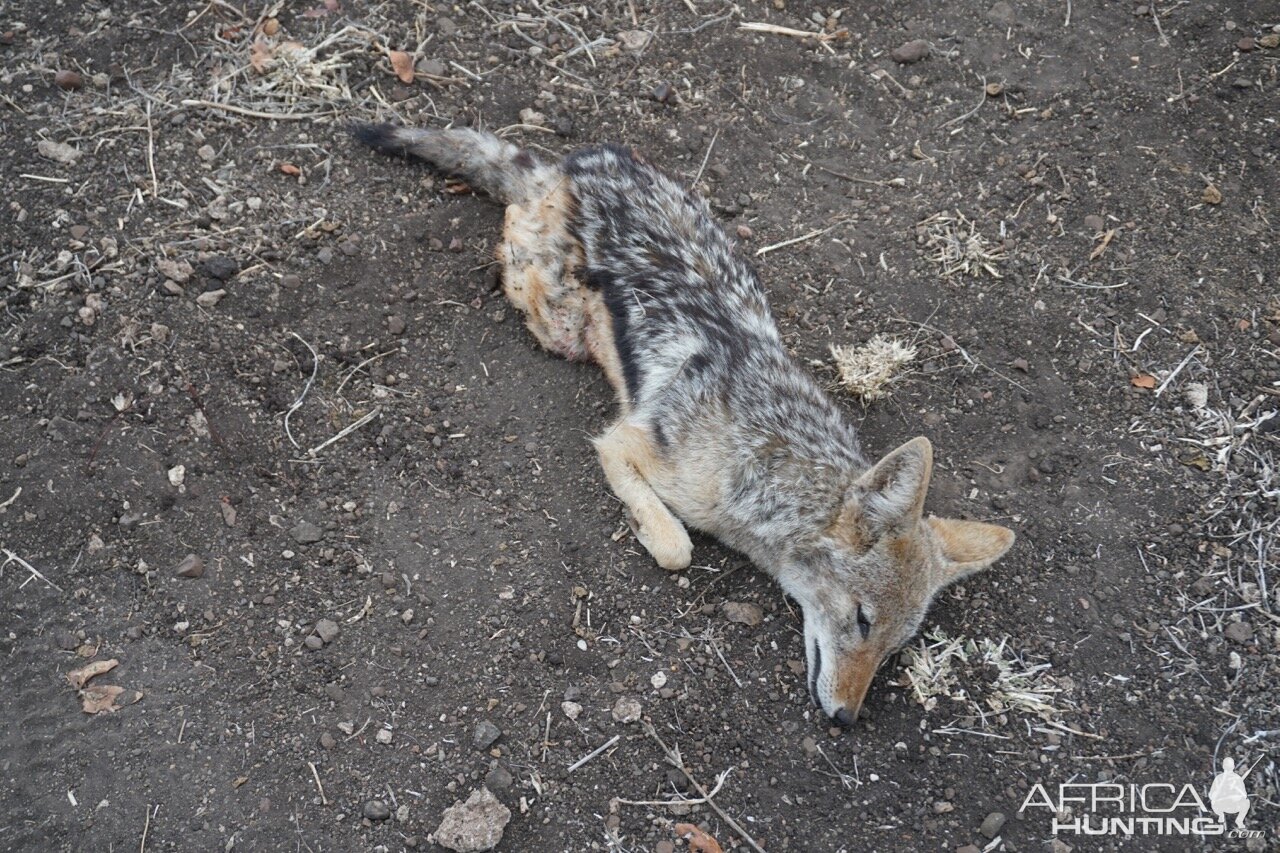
left=852, top=436, right=933, bottom=528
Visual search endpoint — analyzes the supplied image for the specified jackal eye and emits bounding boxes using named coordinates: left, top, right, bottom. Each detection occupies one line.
left=856, top=604, right=871, bottom=639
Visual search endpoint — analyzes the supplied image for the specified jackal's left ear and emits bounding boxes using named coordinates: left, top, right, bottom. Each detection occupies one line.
left=927, top=517, right=1015, bottom=586
left=853, top=436, right=933, bottom=527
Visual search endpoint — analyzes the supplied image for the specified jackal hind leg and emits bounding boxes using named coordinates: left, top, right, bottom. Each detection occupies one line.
left=497, top=182, right=590, bottom=361
left=594, top=420, right=692, bottom=571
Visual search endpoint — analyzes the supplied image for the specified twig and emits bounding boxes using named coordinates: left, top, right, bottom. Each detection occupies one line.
left=180, top=99, right=330, bottom=120
left=1154, top=345, right=1200, bottom=398
left=139, top=803, right=158, bottom=853
left=308, top=761, right=328, bottom=805
left=938, top=78, right=989, bottom=131
left=0, top=486, right=22, bottom=510
left=755, top=226, right=832, bottom=258
left=689, top=128, right=719, bottom=189
left=566, top=734, right=620, bottom=773
left=144, top=101, right=159, bottom=198
left=307, top=408, right=382, bottom=456
left=1064, top=0, right=1072, bottom=27
left=739, top=21, right=846, bottom=44
left=814, top=164, right=903, bottom=187
left=709, top=634, right=744, bottom=688
left=642, top=722, right=767, bottom=853
left=335, top=348, right=400, bottom=398
left=284, top=332, right=318, bottom=450
left=616, top=768, right=731, bottom=806
left=2, top=548, right=63, bottom=592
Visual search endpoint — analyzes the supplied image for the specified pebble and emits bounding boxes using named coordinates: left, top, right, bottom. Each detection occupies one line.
left=315, top=619, right=340, bottom=644
left=388, top=315, right=406, bottom=335
left=432, top=787, right=511, bottom=852
left=722, top=601, right=763, bottom=627
left=363, top=799, right=391, bottom=821
left=280, top=274, right=301, bottom=288
left=484, top=765, right=513, bottom=790
left=1224, top=621, right=1253, bottom=644
left=319, top=732, right=336, bottom=749
left=317, top=247, right=334, bottom=264
left=290, top=521, right=323, bottom=543
left=304, top=635, right=324, bottom=651
left=376, top=727, right=393, bottom=745
left=195, top=289, right=226, bottom=308
left=1084, top=214, right=1104, bottom=232
left=201, top=255, right=239, bottom=280
left=174, top=553, right=205, bottom=579
left=473, top=720, right=502, bottom=750
left=54, top=69, right=83, bottom=90
left=560, top=701, right=582, bottom=720
left=980, top=811, right=1007, bottom=838
left=651, top=82, right=675, bottom=103
left=69, top=224, right=89, bottom=241
left=956, top=846, right=982, bottom=853
left=197, top=144, right=216, bottom=162
left=611, top=695, right=642, bottom=723
left=890, top=40, right=930, bottom=64
left=38, top=139, right=81, bottom=165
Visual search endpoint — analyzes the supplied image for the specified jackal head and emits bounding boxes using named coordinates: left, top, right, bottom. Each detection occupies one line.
left=780, top=436, right=1014, bottom=726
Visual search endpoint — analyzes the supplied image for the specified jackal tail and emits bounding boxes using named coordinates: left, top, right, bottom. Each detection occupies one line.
left=352, top=123, right=551, bottom=204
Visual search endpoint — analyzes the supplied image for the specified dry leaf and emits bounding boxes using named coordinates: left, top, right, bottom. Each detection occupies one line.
left=67, top=658, right=118, bottom=689
left=279, top=162, right=301, bottom=176
left=81, top=685, right=141, bottom=714
left=389, top=50, right=415, bottom=84
left=1201, top=184, right=1222, bottom=205
left=249, top=38, right=272, bottom=74
left=674, top=824, right=724, bottom=853
left=1131, top=374, right=1157, bottom=389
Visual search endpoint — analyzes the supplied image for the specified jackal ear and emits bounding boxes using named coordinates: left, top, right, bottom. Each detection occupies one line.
left=853, top=436, right=933, bottom=528
left=927, top=517, right=1015, bottom=586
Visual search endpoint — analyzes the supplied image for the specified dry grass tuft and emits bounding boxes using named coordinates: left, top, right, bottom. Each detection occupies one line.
left=830, top=335, right=917, bottom=401
left=918, top=211, right=1006, bottom=278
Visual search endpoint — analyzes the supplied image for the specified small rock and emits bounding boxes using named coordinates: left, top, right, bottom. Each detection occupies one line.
left=319, top=732, right=336, bottom=749
left=484, top=764, right=513, bottom=790
left=1011, top=357, right=1030, bottom=372
left=315, top=619, right=340, bottom=644
left=432, top=787, right=511, bottom=852
left=54, top=69, right=83, bottom=90
left=417, top=57, right=447, bottom=76
left=651, top=81, right=675, bottom=103
left=376, top=727, right=393, bottom=745
left=650, top=671, right=668, bottom=689
left=290, top=521, right=323, bottom=543
left=611, top=695, right=642, bottom=723
left=280, top=274, right=301, bottom=288
left=987, top=1, right=1015, bottom=25
left=1084, top=214, right=1104, bottom=232
left=801, top=736, right=818, bottom=757
left=174, top=553, right=205, bottom=579
left=201, top=255, right=239, bottom=281
left=69, top=225, right=89, bottom=241
left=167, top=465, right=186, bottom=487
left=195, top=289, right=226, bottom=308
left=1259, top=33, right=1280, bottom=49
left=388, top=315, right=406, bottom=335
left=304, top=635, right=324, bottom=651
left=156, top=258, right=193, bottom=283
left=1237, top=37, right=1256, bottom=51
left=363, top=799, right=391, bottom=821
left=560, top=701, right=582, bottom=720
left=616, top=30, right=652, bottom=52
left=197, top=144, right=216, bottom=162
left=980, top=811, right=1007, bottom=839
left=1201, top=185, right=1223, bottom=205
left=1224, top=621, right=1253, bottom=645
left=37, top=139, right=81, bottom=165
left=723, top=601, right=763, bottom=627
left=736, top=224, right=753, bottom=240
left=473, top=720, right=502, bottom=750
left=890, top=40, right=930, bottom=64
left=956, top=846, right=982, bottom=853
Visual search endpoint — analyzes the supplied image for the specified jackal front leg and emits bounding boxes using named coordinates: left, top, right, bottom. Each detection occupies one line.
left=593, top=422, right=692, bottom=571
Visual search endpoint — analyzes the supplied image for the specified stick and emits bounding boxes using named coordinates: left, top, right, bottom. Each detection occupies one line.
left=0, top=487, right=20, bottom=510
left=1, top=548, right=63, bottom=592
left=180, top=99, right=330, bottom=121
left=689, top=128, right=719, bottom=189
left=566, top=734, right=620, bottom=773
left=754, top=226, right=832, bottom=258
left=144, top=101, right=158, bottom=198
left=709, top=635, right=744, bottom=688
left=284, top=332, right=318, bottom=450
left=739, top=22, right=846, bottom=44
left=139, top=804, right=157, bottom=853
left=1154, top=345, right=1200, bottom=398
left=308, top=761, right=328, bottom=805
left=642, top=723, right=767, bottom=853
left=616, top=768, right=731, bottom=806
left=938, top=78, right=989, bottom=131
left=307, top=407, right=381, bottom=456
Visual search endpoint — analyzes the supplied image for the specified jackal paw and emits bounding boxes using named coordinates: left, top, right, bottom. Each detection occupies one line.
left=625, top=507, right=692, bottom=571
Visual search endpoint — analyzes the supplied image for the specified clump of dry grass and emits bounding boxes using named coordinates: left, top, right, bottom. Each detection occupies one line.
left=830, top=335, right=917, bottom=401
left=918, top=211, right=1006, bottom=278
left=899, top=630, right=1074, bottom=724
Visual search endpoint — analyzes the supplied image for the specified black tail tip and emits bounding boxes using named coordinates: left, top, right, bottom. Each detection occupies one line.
left=350, top=122, right=404, bottom=155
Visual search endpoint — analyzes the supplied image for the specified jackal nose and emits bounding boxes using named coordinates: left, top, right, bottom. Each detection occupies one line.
left=833, top=707, right=859, bottom=728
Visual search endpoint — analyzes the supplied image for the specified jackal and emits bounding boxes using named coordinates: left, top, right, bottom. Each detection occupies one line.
left=354, top=124, right=1015, bottom=725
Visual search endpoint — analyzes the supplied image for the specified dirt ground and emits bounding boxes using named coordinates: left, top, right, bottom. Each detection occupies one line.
left=1, top=1, right=1277, bottom=851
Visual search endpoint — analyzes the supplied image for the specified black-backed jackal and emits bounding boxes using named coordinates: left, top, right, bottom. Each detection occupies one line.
left=355, top=124, right=1015, bottom=726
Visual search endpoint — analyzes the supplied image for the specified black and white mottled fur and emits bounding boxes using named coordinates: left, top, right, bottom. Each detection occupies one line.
left=355, top=123, right=1016, bottom=726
